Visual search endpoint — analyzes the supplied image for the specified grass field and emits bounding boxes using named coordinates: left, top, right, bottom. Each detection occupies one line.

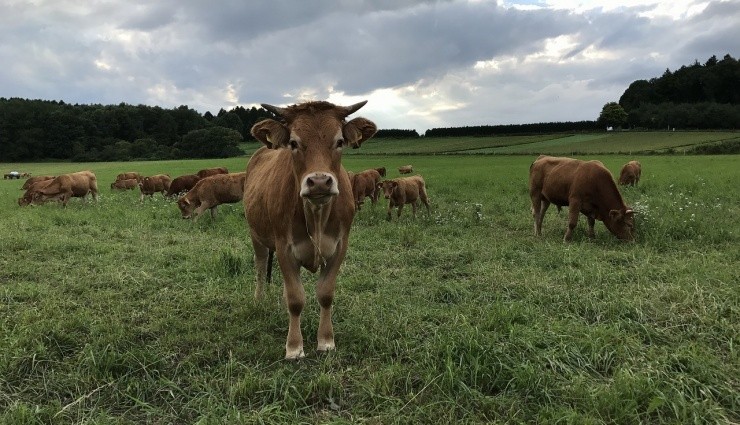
left=1, top=148, right=738, bottom=423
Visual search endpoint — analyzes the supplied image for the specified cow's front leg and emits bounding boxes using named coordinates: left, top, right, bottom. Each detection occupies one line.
left=396, top=203, right=404, bottom=218
left=315, top=242, right=346, bottom=352
left=276, top=249, right=305, bottom=360
left=587, top=215, right=596, bottom=238
left=564, top=202, right=580, bottom=242
left=251, top=235, right=270, bottom=299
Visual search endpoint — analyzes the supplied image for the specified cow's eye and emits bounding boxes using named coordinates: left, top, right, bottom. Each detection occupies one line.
left=289, top=140, right=299, bottom=150
left=336, top=139, right=345, bottom=149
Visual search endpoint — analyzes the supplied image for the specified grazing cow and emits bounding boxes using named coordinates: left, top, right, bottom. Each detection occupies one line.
left=110, top=178, right=138, bottom=190
left=398, top=165, right=413, bottom=174
left=196, top=167, right=229, bottom=179
left=350, top=168, right=382, bottom=210
left=21, top=175, right=55, bottom=190
left=618, top=160, right=642, bottom=187
left=20, top=171, right=98, bottom=207
left=138, top=174, right=172, bottom=202
left=374, top=167, right=386, bottom=177
left=166, top=174, right=201, bottom=198
left=116, top=172, right=142, bottom=182
left=18, top=179, right=55, bottom=206
left=379, top=176, right=430, bottom=220
left=529, top=155, right=635, bottom=241
left=177, top=172, right=245, bottom=221
left=244, top=100, right=377, bottom=359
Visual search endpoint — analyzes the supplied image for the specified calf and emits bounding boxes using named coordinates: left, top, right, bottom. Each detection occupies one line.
left=618, top=160, right=642, bottom=187
left=116, top=172, right=142, bottom=182
left=350, top=168, right=382, bottom=210
left=18, top=179, right=55, bottom=206
left=138, top=174, right=172, bottom=202
left=21, top=175, right=55, bottom=190
left=166, top=174, right=201, bottom=198
left=529, top=155, right=635, bottom=241
left=177, top=172, right=246, bottom=221
left=21, top=171, right=98, bottom=207
left=245, top=100, right=377, bottom=359
left=379, top=175, right=430, bottom=220
left=110, top=178, right=138, bottom=190
left=196, top=167, right=229, bottom=179
left=398, top=165, right=413, bottom=174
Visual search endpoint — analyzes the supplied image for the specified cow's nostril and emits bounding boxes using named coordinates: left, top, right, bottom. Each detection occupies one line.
left=307, top=178, right=314, bottom=187
left=326, top=177, right=332, bottom=187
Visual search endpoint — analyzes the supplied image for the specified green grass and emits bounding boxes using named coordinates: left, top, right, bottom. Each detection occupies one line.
left=1, top=152, right=738, bottom=424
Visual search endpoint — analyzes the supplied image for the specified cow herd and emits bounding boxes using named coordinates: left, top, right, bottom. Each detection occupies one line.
left=8, top=100, right=645, bottom=360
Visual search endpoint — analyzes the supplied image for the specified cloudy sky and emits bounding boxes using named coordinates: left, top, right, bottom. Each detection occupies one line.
left=1, top=0, right=737, bottom=133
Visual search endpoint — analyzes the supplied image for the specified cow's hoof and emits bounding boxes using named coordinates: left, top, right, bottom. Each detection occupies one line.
left=285, top=348, right=305, bottom=360
left=317, top=341, right=336, bottom=352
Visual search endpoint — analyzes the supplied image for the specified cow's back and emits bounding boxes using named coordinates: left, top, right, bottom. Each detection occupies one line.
left=530, top=156, right=582, bottom=206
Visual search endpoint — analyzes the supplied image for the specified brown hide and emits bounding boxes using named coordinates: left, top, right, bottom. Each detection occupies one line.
left=350, top=169, right=381, bottom=210
left=618, top=160, right=642, bottom=186
left=110, top=178, right=138, bottom=190
left=116, top=172, right=142, bottom=182
left=529, top=155, right=635, bottom=241
left=18, top=179, right=55, bottom=206
left=21, top=175, right=55, bottom=190
left=374, top=166, right=386, bottom=177
left=139, top=174, right=171, bottom=201
left=196, top=167, right=229, bottom=179
left=177, top=172, right=245, bottom=220
left=380, top=175, right=430, bottom=220
left=244, top=100, right=377, bottom=359
left=166, top=174, right=201, bottom=197
left=398, top=165, right=413, bottom=174
left=27, top=171, right=98, bottom=207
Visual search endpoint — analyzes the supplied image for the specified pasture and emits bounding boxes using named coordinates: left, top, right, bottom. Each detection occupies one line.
left=0, top=153, right=738, bottom=424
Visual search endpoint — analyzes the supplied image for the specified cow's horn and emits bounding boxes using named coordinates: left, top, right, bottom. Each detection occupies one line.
left=341, top=100, right=368, bottom=117
left=261, top=103, right=286, bottom=117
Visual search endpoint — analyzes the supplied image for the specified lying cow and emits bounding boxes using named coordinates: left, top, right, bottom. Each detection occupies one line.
left=398, top=165, right=413, bottom=174
left=245, top=100, right=377, bottom=359
left=110, top=178, right=138, bottom=190
left=618, top=160, right=642, bottom=187
left=21, top=175, right=55, bottom=190
left=166, top=174, right=201, bottom=198
left=18, top=178, right=55, bottom=206
left=177, top=172, right=245, bottom=221
left=19, top=171, right=98, bottom=207
left=116, top=171, right=142, bottom=182
left=529, top=155, right=635, bottom=241
left=196, top=167, right=229, bottom=179
left=138, top=174, right=171, bottom=202
left=350, top=168, right=382, bottom=210
left=379, top=175, right=430, bottom=220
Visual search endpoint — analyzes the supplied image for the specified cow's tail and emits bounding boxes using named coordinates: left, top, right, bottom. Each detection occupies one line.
left=266, top=249, right=274, bottom=284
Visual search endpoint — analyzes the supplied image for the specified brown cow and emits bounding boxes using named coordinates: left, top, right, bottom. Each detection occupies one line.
left=116, top=172, right=142, bottom=182
left=177, top=172, right=245, bottom=221
left=110, top=178, right=138, bottom=190
left=350, top=168, right=382, bottom=210
left=196, top=167, right=229, bottom=179
left=529, top=155, right=635, bottom=241
left=398, top=165, right=413, bottom=174
left=166, top=174, right=201, bottom=197
left=379, top=175, right=430, bottom=220
left=138, top=174, right=171, bottom=202
left=21, top=175, right=55, bottom=190
left=244, top=100, right=377, bottom=359
left=18, top=179, right=55, bottom=206
left=618, top=160, right=642, bottom=187
left=20, top=171, right=98, bottom=207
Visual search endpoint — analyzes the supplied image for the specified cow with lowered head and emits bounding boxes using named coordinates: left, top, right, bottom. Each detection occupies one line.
left=529, top=155, right=635, bottom=241
left=350, top=168, right=382, bottom=210
left=21, top=175, right=55, bottom=191
left=244, top=100, right=377, bottom=359
left=177, top=172, right=245, bottom=221
left=19, top=171, right=98, bottom=207
left=618, top=160, right=642, bottom=187
left=138, top=174, right=171, bottom=202
left=196, top=167, right=229, bottom=179
left=166, top=174, right=201, bottom=198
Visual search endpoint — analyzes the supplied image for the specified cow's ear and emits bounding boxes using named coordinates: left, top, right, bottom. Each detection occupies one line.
left=390, top=181, right=398, bottom=189
left=343, top=117, right=377, bottom=149
left=251, top=119, right=289, bottom=149
left=609, top=209, right=623, bottom=221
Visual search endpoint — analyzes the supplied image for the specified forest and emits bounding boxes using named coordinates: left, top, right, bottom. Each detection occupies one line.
left=0, top=54, right=737, bottom=162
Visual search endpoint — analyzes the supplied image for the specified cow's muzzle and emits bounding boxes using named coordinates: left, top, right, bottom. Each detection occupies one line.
left=300, top=172, right=339, bottom=204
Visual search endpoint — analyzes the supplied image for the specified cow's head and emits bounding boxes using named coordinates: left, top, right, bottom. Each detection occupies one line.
left=379, top=180, right=398, bottom=200
left=606, top=208, right=635, bottom=241
left=177, top=196, right=196, bottom=219
left=18, top=195, right=32, bottom=206
left=251, top=101, right=377, bottom=205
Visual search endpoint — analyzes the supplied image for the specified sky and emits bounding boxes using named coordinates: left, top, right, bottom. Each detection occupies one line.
left=1, top=0, right=737, bottom=133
